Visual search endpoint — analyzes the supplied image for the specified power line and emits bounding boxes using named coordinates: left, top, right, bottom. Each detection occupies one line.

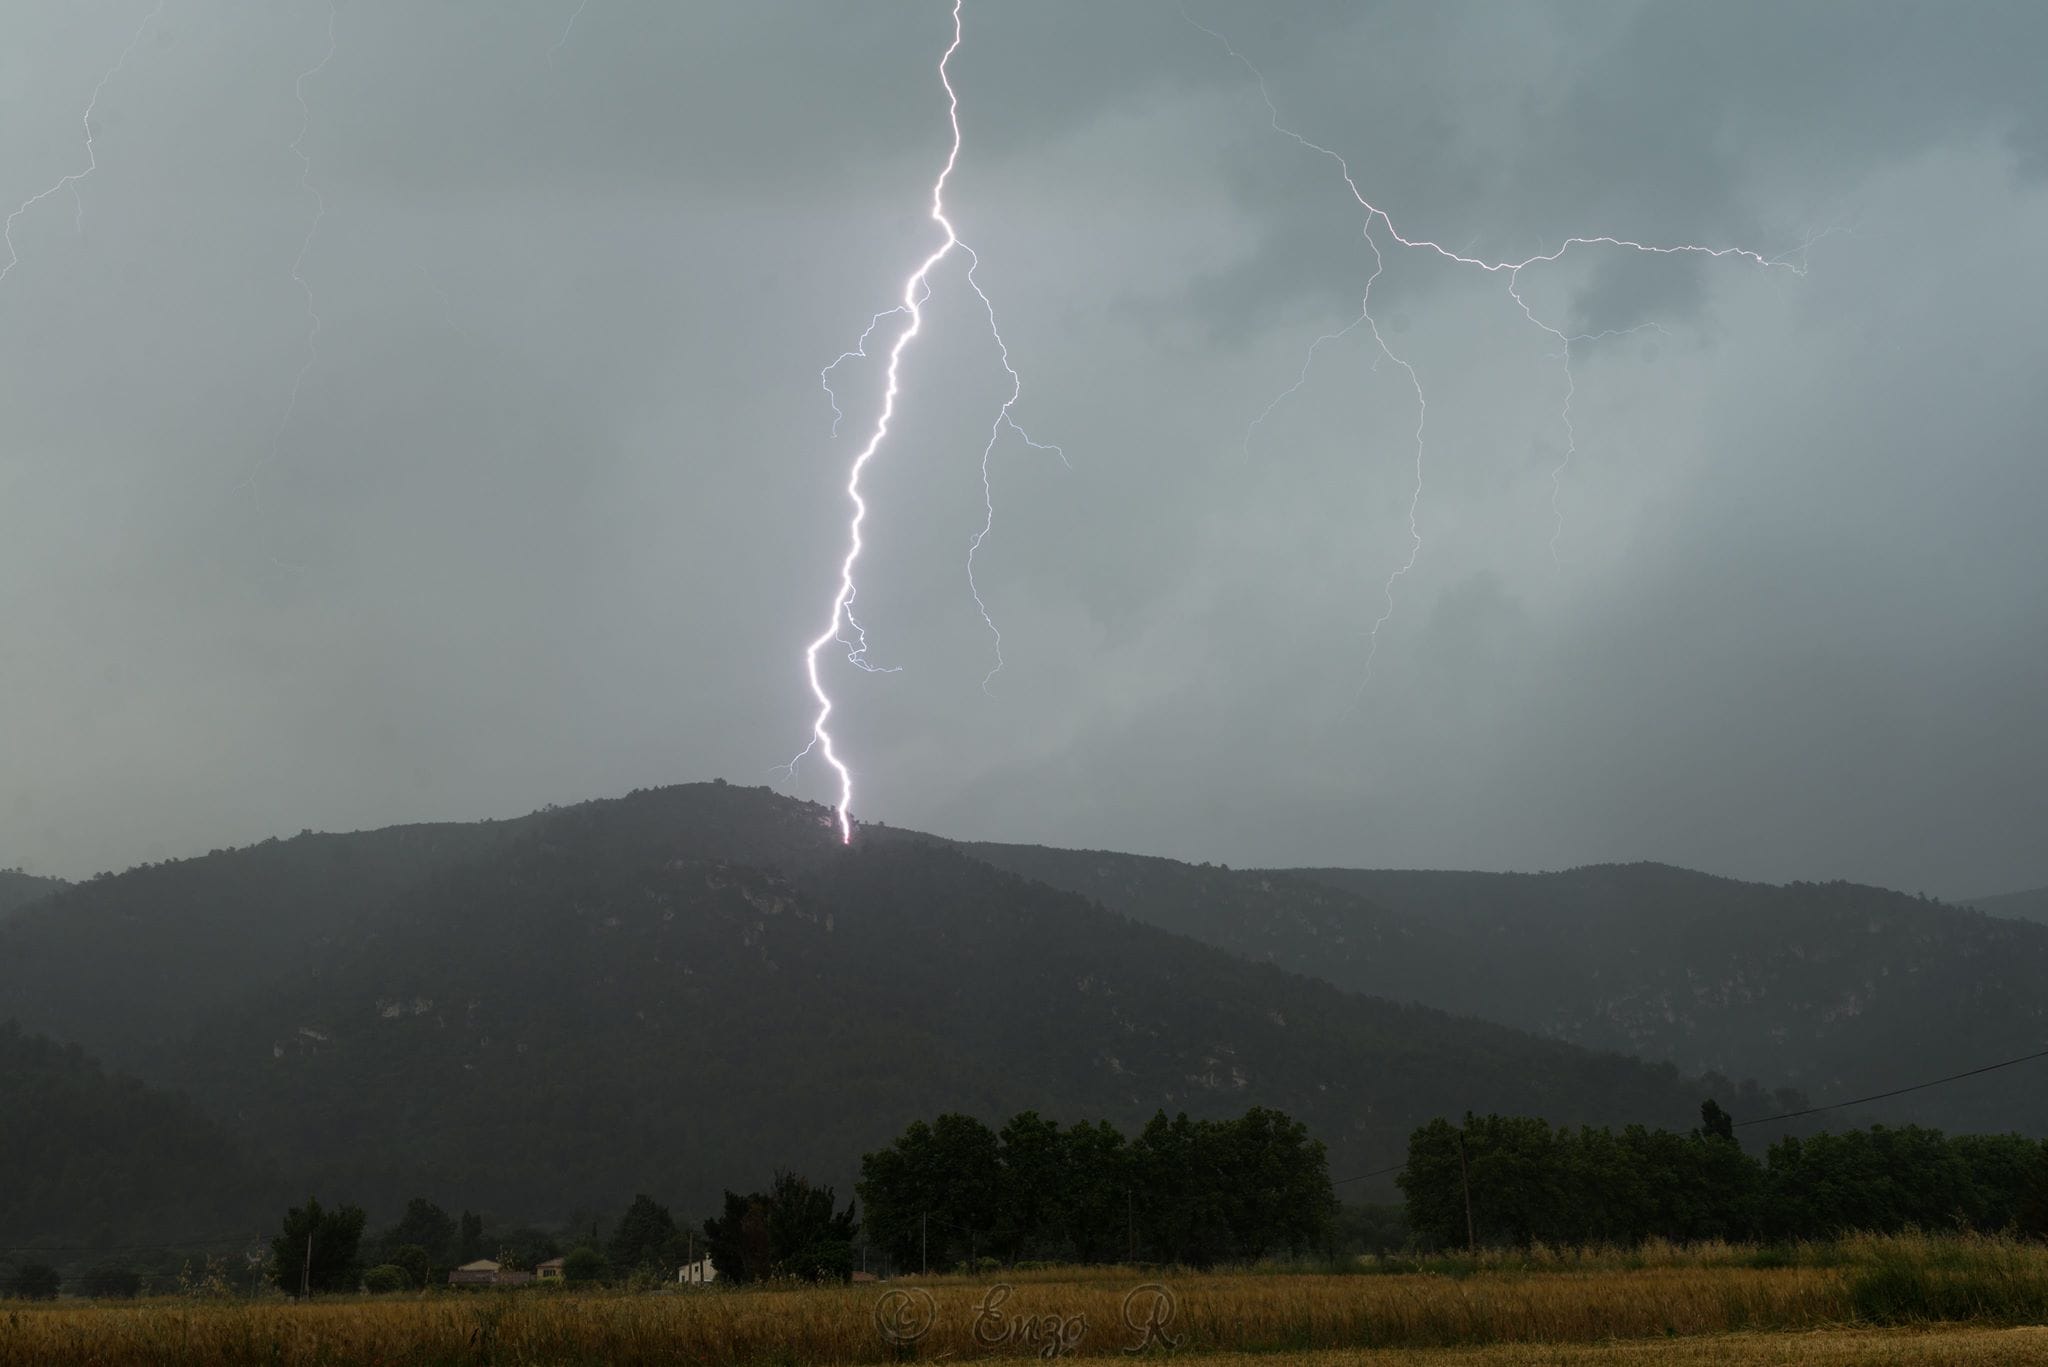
left=1333, top=1162, right=1405, bottom=1186
left=1733, top=1045, right=2048, bottom=1128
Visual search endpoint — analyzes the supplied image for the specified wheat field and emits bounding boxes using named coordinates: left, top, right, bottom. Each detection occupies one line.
left=2, top=1234, right=2043, bottom=1365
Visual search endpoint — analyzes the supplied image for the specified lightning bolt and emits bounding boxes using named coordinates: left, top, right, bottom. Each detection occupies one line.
left=789, top=0, right=1059, bottom=842
left=1187, top=11, right=1804, bottom=687
left=548, top=0, right=592, bottom=69
left=238, top=0, right=337, bottom=518
left=964, top=244, right=1067, bottom=695
left=0, top=1, right=164, bottom=295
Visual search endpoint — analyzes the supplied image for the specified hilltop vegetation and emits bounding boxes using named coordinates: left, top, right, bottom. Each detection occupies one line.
left=0, top=868, right=65, bottom=922
left=950, top=842, right=2048, bottom=1134
left=1970, top=885, right=2048, bottom=926
left=0, top=785, right=1780, bottom=1243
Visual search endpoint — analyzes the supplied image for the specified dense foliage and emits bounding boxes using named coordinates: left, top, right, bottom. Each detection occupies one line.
left=1401, top=1107, right=2048, bottom=1247
left=268, top=1198, right=367, bottom=1296
left=858, top=1106, right=1335, bottom=1270
left=0, top=1021, right=276, bottom=1248
left=0, top=786, right=1758, bottom=1243
left=960, top=845, right=2048, bottom=1140
left=702, top=1173, right=858, bottom=1283
left=0, top=868, right=65, bottom=922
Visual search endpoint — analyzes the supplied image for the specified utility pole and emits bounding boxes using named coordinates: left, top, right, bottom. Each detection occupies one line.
left=1126, top=1187, right=1135, bottom=1263
left=921, top=1211, right=928, bottom=1277
left=301, top=1231, right=313, bottom=1299
left=1456, top=1127, right=1477, bottom=1254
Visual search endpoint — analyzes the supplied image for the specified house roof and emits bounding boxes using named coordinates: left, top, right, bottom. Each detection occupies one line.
left=455, top=1259, right=501, bottom=1273
left=536, top=1257, right=565, bottom=1269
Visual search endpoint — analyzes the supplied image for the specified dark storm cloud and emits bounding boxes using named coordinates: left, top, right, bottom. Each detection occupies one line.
left=1, top=1, right=2043, bottom=898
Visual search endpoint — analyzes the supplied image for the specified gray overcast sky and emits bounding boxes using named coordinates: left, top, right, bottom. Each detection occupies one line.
left=2, top=1, right=2043, bottom=897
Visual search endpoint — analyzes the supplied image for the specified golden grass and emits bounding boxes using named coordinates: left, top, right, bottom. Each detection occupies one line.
left=1, top=1234, right=2043, bottom=1366
left=1078, top=1326, right=2048, bottom=1364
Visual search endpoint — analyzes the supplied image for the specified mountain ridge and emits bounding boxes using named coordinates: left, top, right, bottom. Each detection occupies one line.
left=0, top=783, right=1789, bottom=1240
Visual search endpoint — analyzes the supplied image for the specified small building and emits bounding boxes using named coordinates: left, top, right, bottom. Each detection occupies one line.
left=448, top=1259, right=502, bottom=1287
left=536, top=1257, right=565, bottom=1282
left=678, top=1256, right=718, bottom=1285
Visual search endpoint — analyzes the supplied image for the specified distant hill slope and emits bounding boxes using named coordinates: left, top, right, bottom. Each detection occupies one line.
left=0, top=1021, right=278, bottom=1251
left=952, top=845, right=2048, bottom=1135
left=1967, top=886, right=2048, bottom=926
left=0, top=868, right=66, bottom=922
left=0, top=819, right=536, bottom=1067
left=0, top=786, right=854, bottom=1073
left=0, top=785, right=1769, bottom=1232
left=934, top=839, right=1471, bottom=1007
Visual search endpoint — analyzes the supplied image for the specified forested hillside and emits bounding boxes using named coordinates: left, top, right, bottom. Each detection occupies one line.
left=0, top=1022, right=278, bottom=1249
left=1969, top=885, right=2048, bottom=926
left=951, top=844, right=2048, bottom=1135
left=0, top=785, right=1779, bottom=1238
left=0, top=868, right=65, bottom=922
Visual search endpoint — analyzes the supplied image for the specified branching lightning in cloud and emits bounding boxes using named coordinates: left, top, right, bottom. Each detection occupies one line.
left=963, top=245, right=1067, bottom=695
left=787, top=0, right=1058, bottom=841
left=0, top=1, right=164, bottom=296
left=1187, top=10, right=1803, bottom=687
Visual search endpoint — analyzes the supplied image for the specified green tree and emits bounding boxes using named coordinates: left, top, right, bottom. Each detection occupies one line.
left=1060, top=1120, right=1132, bottom=1263
left=608, top=1194, right=682, bottom=1276
left=1699, top=1099, right=1736, bottom=1142
left=994, top=1111, right=1066, bottom=1263
left=561, top=1245, right=608, bottom=1285
left=702, top=1190, right=773, bottom=1285
left=388, top=1243, right=432, bottom=1290
left=857, top=1113, right=1000, bottom=1271
left=704, top=1174, right=859, bottom=1283
left=1131, top=1111, right=1232, bottom=1265
left=763, top=1172, right=858, bottom=1281
left=1216, top=1106, right=1337, bottom=1259
left=269, top=1197, right=367, bottom=1296
left=376, top=1198, right=456, bottom=1269
left=362, top=1264, right=408, bottom=1293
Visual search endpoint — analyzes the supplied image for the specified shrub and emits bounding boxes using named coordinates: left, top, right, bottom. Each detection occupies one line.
left=362, top=1265, right=409, bottom=1294
left=561, top=1246, right=608, bottom=1286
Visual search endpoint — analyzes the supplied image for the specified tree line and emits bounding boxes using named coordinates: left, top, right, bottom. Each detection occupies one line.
left=1401, top=1103, right=2048, bottom=1248
left=236, top=1104, right=1332, bottom=1294
left=858, top=1106, right=1336, bottom=1270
